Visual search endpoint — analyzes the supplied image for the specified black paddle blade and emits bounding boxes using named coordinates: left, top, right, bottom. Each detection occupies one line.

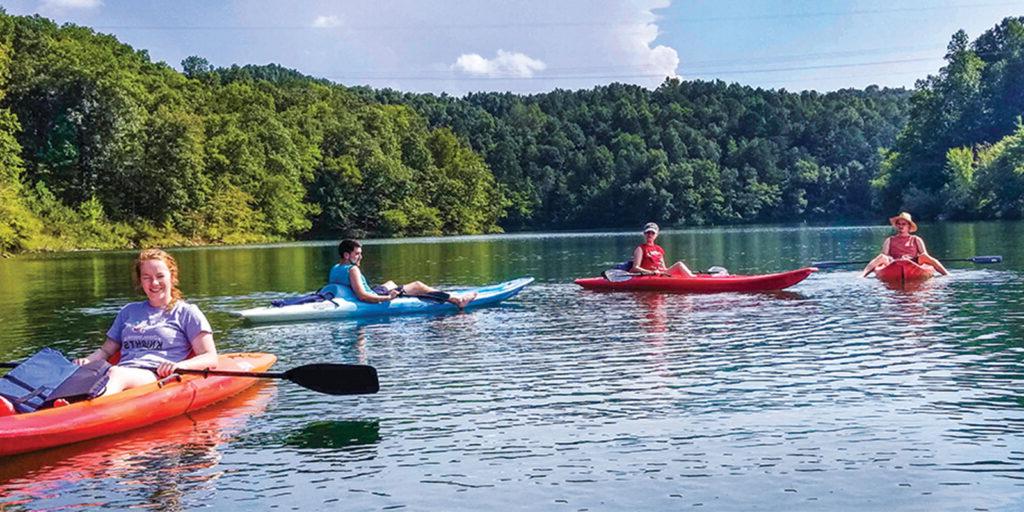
left=970, top=255, right=1002, bottom=264
left=284, top=364, right=380, bottom=395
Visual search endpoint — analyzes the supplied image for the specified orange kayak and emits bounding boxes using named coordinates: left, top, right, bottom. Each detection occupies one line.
left=0, top=352, right=276, bottom=456
left=874, top=259, right=935, bottom=287
left=574, top=267, right=817, bottom=293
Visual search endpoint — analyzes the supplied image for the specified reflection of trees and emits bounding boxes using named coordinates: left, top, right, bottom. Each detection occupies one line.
left=282, top=420, right=382, bottom=450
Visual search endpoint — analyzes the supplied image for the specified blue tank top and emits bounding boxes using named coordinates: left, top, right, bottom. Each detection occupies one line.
left=329, top=263, right=371, bottom=291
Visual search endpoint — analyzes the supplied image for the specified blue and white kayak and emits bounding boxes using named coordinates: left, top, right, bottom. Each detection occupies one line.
left=232, top=277, right=534, bottom=323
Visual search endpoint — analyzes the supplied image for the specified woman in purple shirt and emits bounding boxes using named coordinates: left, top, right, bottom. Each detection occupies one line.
left=74, top=248, right=218, bottom=396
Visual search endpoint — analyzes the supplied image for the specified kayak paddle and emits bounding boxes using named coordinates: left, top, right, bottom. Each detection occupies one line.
left=811, top=255, right=1002, bottom=269
left=601, top=269, right=676, bottom=282
left=176, top=364, right=379, bottom=395
left=602, top=269, right=642, bottom=282
left=0, top=362, right=380, bottom=396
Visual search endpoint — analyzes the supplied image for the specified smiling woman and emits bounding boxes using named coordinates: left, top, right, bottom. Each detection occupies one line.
left=71, top=248, right=219, bottom=396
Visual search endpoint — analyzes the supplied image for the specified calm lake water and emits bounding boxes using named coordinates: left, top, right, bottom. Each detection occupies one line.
left=1, top=222, right=1022, bottom=511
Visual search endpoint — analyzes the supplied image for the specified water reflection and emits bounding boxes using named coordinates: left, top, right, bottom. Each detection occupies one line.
left=1, top=224, right=1023, bottom=511
left=0, top=385, right=274, bottom=511
left=638, top=293, right=668, bottom=336
left=279, top=420, right=382, bottom=450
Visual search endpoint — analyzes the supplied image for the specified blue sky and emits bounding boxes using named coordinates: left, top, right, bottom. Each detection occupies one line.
left=3, top=0, right=1023, bottom=94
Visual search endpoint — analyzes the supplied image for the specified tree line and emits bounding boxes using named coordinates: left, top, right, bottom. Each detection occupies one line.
left=876, top=16, right=1024, bottom=221
left=0, top=10, right=1021, bottom=255
left=0, top=12, right=504, bottom=254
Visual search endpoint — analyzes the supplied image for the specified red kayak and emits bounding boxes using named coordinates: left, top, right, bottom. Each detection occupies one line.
left=574, top=267, right=817, bottom=293
left=0, top=352, right=276, bottom=456
left=874, top=259, right=935, bottom=287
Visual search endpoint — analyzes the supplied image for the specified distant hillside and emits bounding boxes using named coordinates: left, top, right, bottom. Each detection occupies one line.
left=16, top=10, right=1008, bottom=254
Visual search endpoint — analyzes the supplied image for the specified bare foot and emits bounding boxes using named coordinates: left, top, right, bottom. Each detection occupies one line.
left=452, top=291, right=478, bottom=309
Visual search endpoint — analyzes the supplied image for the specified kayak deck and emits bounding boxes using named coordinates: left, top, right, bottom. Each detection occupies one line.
left=874, top=259, right=935, bottom=288
left=574, top=267, right=816, bottom=293
left=234, top=277, right=534, bottom=323
left=0, top=352, right=276, bottom=457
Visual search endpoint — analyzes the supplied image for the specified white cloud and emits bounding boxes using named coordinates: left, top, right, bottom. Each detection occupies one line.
left=627, top=13, right=680, bottom=80
left=312, top=15, right=342, bottom=28
left=452, top=50, right=546, bottom=78
left=88, top=0, right=683, bottom=94
left=40, top=0, right=102, bottom=10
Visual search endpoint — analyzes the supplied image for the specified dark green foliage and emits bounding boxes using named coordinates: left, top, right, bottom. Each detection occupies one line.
left=13, top=9, right=995, bottom=254
left=0, top=12, right=505, bottom=251
left=974, top=123, right=1024, bottom=219
left=0, top=9, right=42, bottom=254
left=367, top=80, right=910, bottom=229
left=878, top=17, right=1024, bottom=219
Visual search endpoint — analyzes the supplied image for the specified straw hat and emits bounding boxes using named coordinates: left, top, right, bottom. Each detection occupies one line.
left=889, top=212, right=918, bottom=233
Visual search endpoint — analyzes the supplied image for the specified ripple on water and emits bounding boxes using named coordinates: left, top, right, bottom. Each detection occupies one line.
left=2, top=267, right=1024, bottom=510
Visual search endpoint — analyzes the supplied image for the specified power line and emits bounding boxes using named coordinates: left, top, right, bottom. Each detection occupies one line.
left=310, top=56, right=944, bottom=82
left=668, top=1, right=1024, bottom=23
left=91, top=1, right=1024, bottom=31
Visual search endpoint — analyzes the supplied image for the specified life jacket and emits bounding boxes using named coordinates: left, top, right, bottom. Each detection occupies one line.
left=270, top=283, right=355, bottom=308
left=0, top=347, right=110, bottom=413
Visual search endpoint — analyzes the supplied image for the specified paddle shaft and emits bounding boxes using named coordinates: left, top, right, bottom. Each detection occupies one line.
left=176, top=368, right=287, bottom=378
left=0, top=363, right=346, bottom=378
left=812, top=255, right=1002, bottom=268
left=1, top=362, right=379, bottom=395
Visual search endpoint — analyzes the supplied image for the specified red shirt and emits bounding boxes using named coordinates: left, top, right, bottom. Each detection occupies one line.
left=887, top=235, right=923, bottom=259
left=638, top=243, right=666, bottom=270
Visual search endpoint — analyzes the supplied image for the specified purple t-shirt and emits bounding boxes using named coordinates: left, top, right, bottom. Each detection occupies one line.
left=106, top=301, right=212, bottom=370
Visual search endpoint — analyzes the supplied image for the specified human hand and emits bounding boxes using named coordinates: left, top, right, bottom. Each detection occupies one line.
left=388, top=289, right=401, bottom=299
left=156, top=361, right=178, bottom=378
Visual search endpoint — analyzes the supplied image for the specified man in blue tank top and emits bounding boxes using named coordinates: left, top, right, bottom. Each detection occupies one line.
left=331, top=240, right=477, bottom=308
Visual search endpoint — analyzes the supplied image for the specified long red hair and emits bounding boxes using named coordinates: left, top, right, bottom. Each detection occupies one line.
left=133, top=248, right=184, bottom=309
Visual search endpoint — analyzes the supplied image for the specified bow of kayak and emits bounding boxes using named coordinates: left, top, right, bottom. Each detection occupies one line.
left=0, top=352, right=276, bottom=457
left=874, top=259, right=935, bottom=288
left=234, top=277, right=534, bottom=323
left=574, top=267, right=817, bottom=293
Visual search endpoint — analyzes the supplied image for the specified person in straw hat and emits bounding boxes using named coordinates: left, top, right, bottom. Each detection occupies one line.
left=630, top=222, right=695, bottom=277
left=860, top=212, right=949, bottom=278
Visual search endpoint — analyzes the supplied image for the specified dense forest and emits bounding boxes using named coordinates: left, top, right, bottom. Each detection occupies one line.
left=0, top=10, right=1021, bottom=254
left=365, top=83, right=909, bottom=230
left=876, top=17, right=1024, bottom=221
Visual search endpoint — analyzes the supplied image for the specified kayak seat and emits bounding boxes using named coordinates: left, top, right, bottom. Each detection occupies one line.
left=0, top=348, right=107, bottom=413
left=318, top=283, right=356, bottom=301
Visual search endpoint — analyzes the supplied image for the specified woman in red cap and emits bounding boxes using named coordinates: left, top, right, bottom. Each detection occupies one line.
left=630, top=222, right=695, bottom=277
left=860, top=212, right=949, bottom=278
